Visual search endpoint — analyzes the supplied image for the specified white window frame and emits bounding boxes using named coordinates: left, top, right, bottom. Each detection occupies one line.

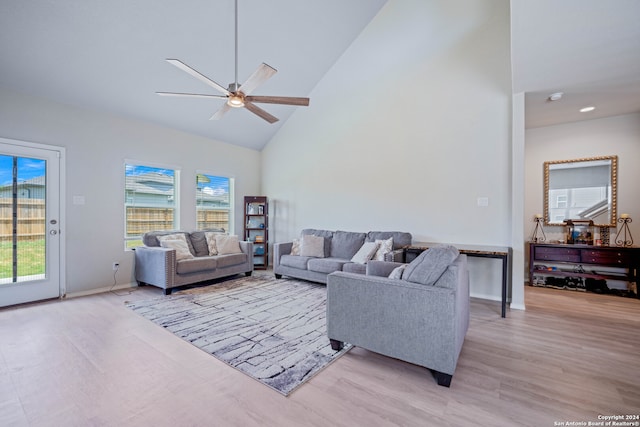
left=195, top=171, right=234, bottom=234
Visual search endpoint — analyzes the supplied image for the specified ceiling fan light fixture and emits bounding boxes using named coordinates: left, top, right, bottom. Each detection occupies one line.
left=227, top=94, right=245, bottom=108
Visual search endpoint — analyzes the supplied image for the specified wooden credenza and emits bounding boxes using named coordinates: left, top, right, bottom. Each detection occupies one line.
left=529, top=243, right=640, bottom=297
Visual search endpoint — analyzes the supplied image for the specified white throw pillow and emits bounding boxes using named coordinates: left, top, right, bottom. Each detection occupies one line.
left=373, top=237, right=393, bottom=261
left=157, top=233, right=188, bottom=246
left=160, top=239, right=194, bottom=261
left=290, top=238, right=301, bottom=256
left=300, top=234, right=325, bottom=258
left=215, top=234, right=242, bottom=255
left=350, top=241, right=380, bottom=264
left=204, top=231, right=224, bottom=256
left=388, top=264, right=408, bottom=279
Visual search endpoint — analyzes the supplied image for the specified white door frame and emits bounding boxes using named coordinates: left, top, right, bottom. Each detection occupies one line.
left=0, top=137, right=66, bottom=305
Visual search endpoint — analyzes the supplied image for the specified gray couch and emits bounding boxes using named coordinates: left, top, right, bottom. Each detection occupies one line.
left=326, top=246, right=469, bottom=387
left=134, top=229, right=253, bottom=295
left=273, top=229, right=412, bottom=284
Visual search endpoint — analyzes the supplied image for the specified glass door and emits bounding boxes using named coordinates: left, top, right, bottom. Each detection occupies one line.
left=0, top=139, right=61, bottom=307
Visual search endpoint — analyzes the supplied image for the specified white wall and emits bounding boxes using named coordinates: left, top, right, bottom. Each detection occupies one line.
left=262, top=0, right=514, bottom=303
left=524, top=112, right=640, bottom=280
left=0, top=86, right=261, bottom=295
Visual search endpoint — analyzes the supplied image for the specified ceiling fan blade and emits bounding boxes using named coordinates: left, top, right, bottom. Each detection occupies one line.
left=238, top=63, right=277, bottom=95
left=245, top=95, right=310, bottom=106
left=165, top=59, right=230, bottom=95
left=209, top=103, right=232, bottom=121
left=156, top=92, right=227, bottom=100
left=244, top=102, right=279, bottom=124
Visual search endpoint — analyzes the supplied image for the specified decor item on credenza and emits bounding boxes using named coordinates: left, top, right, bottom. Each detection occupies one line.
left=531, top=214, right=546, bottom=242
left=564, top=219, right=594, bottom=245
left=156, top=0, right=310, bottom=124
left=599, top=226, right=610, bottom=246
left=614, top=214, right=634, bottom=247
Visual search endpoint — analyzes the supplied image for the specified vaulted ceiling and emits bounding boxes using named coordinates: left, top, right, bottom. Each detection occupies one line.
left=1, top=0, right=639, bottom=150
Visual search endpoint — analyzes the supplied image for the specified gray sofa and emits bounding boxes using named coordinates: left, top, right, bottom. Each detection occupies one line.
left=326, top=246, right=469, bottom=387
left=134, top=229, right=253, bottom=295
left=273, top=229, right=412, bottom=284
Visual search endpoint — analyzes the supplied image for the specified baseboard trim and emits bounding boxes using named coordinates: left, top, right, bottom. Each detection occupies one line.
left=64, top=282, right=137, bottom=299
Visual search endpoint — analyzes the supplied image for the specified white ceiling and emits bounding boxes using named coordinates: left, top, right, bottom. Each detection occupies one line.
left=0, top=0, right=387, bottom=150
left=511, top=0, right=640, bottom=129
left=1, top=1, right=639, bottom=149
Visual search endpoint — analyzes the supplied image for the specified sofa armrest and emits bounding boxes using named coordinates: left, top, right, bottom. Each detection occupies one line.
left=384, top=248, right=405, bottom=262
left=273, top=242, right=293, bottom=268
left=239, top=241, right=254, bottom=269
left=366, top=260, right=404, bottom=277
left=134, top=246, right=176, bottom=289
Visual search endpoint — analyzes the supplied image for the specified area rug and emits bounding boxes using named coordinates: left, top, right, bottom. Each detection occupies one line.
left=125, top=274, right=351, bottom=396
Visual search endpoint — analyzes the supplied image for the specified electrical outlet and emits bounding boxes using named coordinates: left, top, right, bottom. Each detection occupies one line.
left=112, top=262, right=120, bottom=271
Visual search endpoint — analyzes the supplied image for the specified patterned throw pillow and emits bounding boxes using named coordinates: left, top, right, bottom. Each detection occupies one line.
left=388, top=264, right=408, bottom=279
left=159, top=239, right=194, bottom=261
left=373, top=237, right=393, bottom=261
left=350, top=241, right=380, bottom=264
left=204, top=231, right=224, bottom=256
left=215, top=234, right=243, bottom=255
left=290, top=238, right=301, bottom=256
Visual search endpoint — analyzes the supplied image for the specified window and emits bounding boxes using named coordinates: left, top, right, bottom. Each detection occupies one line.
left=556, top=195, right=567, bottom=208
left=196, top=173, right=233, bottom=233
left=124, top=163, right=179, bottom=249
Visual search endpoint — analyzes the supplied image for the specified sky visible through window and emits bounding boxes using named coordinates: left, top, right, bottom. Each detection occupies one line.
left=0, top=156, right=46, bottom=185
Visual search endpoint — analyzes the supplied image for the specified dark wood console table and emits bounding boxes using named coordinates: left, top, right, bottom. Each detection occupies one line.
left=529, top=243, right=640, bottom=297
left=405, top=242, right=512, bottom=318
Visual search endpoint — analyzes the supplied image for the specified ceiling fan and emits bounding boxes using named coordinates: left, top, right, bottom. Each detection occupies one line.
left=156, top=0, right=310, bottom=124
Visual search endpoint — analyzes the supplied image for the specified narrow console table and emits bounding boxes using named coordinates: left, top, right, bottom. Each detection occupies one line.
left=405, top=243, right=512, bottom=318
left=529, top=243, right=640, bottom=297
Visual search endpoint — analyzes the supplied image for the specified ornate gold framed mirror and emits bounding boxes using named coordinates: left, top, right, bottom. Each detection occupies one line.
left=544, top=155, right=617, bottom=227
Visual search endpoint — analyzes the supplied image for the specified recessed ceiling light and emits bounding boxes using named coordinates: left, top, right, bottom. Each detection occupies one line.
left=580, top=106, right=596, bottom=113
left=548, top=92, right=564, bottom=101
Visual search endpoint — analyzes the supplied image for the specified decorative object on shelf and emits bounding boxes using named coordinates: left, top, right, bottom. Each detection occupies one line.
left=564, top=219, right=594, bottom=245
left=244, top=196, right=268, bottom=269
left=599, top=226, right=610, bottom=246
left=614, top=214, right=634, bottom=247
left=531, top=214, right=546, bottom=242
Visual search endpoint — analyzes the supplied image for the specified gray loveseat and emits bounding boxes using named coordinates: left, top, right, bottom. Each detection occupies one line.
left=134, top=229, right=253, bottom=295
left=273, top=229, right=412, bottom=284
left=326, top=246, right=469, bottom=387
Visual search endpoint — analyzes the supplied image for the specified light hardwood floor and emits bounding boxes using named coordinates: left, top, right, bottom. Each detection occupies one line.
left=1, top=280, right=639, bottom=427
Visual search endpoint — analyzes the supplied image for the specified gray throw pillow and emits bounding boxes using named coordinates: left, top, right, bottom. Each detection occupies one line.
left=300, top=234, right=325, bottom=258
left=402, top=245, right=459, bottom=286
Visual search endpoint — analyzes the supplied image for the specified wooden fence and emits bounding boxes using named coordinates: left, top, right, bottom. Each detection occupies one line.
left=0, top=198, right=45, bottom=241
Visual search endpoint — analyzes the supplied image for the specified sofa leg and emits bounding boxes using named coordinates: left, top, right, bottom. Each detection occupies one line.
left=164, top=288, right=172, bottom=296
left=275, top=274, right=282, bottom=279
left=329, top=339, right=344, bottom=351
left=245, top=271, right=252, bottom=277
left=432, top=370, right=452, bottom=387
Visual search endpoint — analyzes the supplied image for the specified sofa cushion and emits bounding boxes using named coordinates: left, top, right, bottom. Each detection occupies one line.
left=215, top=235, right=242, bottom=255
left=281, top=255, right=312, bottom=270
left=144, top=231, right=196, bottom=255
left=290, top=238, right=301, bottom=256
left=300, top=234, right=326, bottom=258
left=308, top=258, right=349, bottom=274
left=190, top=229, right=225, bottom=256
left=216, top=253, right=248, bottom=268
left=330, top=231, right=366, bottom=259
left=301, top=229, right=333, bottom=257
left=342, top=262, right=366, bottom=274
left=402, top=245, right=460, bottom=286
left=176, top=256, right=217, bottom=274
left=350, top=241, right=379, bottom=264
left=160, top=239, right=194, bottom=261
left=366, top=231, right=412, bottom=249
